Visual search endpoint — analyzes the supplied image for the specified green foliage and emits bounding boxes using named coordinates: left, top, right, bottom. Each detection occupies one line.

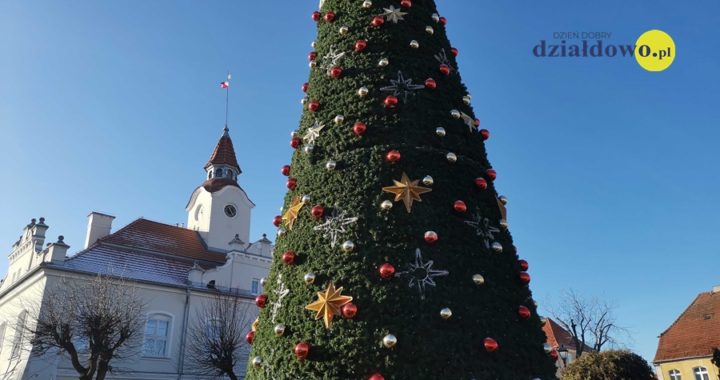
left=712, top=347, right=720, bottom=377
left=561, top=350, right=655, bottom=380
left=245, top=0, right=557, bottom=379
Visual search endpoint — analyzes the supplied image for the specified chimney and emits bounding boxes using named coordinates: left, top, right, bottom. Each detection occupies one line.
left=84, top=212, right=115, bottom=249
left=45, top=235, right=70, bottom=263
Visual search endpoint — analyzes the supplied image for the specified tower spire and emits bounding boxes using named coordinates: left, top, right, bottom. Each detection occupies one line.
left=220, top=72, right=231, bottom=133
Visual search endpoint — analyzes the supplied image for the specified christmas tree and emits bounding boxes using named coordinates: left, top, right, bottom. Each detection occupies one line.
left=245, top=1, right=557, bottom=379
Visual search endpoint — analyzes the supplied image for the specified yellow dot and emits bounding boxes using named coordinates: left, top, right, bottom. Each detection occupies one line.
left=635, top=29, right=676, bottom=72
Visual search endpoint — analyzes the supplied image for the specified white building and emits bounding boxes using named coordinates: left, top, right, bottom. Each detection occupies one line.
left=0, top=127, right=272, bottom=379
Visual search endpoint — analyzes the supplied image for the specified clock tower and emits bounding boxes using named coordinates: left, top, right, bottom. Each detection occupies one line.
left=186, top=127, right=254, bottom=251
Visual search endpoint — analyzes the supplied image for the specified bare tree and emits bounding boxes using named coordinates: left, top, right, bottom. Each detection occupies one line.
left=22, top=273, right=145, bottom=380
left=187, top=291, right=254, bottom=380
left=551, top=290, right=628, bottom=358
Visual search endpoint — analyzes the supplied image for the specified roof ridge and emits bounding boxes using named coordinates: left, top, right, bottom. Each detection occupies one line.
left=658, top=292, right=708, bottom=337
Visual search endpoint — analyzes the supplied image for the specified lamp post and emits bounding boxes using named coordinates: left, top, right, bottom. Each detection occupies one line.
left=558, top=344, right=569, bottom=368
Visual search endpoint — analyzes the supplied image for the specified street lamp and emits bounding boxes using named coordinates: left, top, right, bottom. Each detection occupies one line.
left=558, top=344, right=569, bottom=367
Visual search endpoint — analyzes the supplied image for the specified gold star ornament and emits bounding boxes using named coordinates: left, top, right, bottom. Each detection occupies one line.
left=282, top=196, right=305, bottom=230
left=305, top=282, right=353, bottom=329
left=382, top=172, right=432, bottom=213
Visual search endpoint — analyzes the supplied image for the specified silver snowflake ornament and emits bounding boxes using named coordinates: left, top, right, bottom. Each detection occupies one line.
left=320, top=46, right=346, bottom=72
left=395, top=248, right=449, bottom=300
left=465, top=213, right=501, bottom=249
left=303, top=120, right=325, bottom=145
left=382, top=5, right=408, bottom=24
left=380, top=71, right=425, bottom=103
left=459, top=111, right=477, bottom=132
left=313, top=209, right=358, bottom=248
left=270, top=274, right=290, bottom=323
left=434, top=48, right=456, bottom=73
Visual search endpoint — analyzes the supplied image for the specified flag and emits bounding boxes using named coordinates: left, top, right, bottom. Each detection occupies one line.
left=220, top=81, right=230, bottom=89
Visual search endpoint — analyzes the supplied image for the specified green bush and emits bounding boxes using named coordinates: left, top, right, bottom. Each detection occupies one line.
left=561, top=350, right=655, bottom=380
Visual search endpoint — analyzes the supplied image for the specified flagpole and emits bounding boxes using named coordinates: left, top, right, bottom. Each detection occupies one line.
left=225, top=72, right=230, bottom=131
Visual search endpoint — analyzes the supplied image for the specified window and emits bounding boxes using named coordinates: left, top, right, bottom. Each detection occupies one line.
left=668, top=369, right=681, bottom=380
left=11, top=311, right=27, bottom=358
left=694, top=367, right=709, bottom=380
left=215, top=168, right=223, bottom=177
left=144, top=314, right=171, bottom=357
left=251, top=278, right=260, bottom=295
left=0, top=322, right=6, bottom=355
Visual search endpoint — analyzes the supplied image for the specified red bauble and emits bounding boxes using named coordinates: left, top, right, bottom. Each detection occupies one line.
left=355, top=39, right=368, bottom=52
left=439, top=64, right=451, bottom=75
left=324, top=11, right=336, bottom=22
left=424, top=231, right=439, bottom=244
left=245, top=331, right=255, bottom=345
left=369, top=374, right=385, bottom=380
left=453, top=200, right=467, bottom=213
left=301, top=82, right=309, bottom=93
left=474, top=177, right=488, bottom=190
left=451, top=47, right=459, bottom=57
left=281, top=165, right=291, bottom=176
left=290, top=137, right=301, bottom=149
left=308, top=51, right=317, bottom=61
left=379, top=263, right=396, bottom=279
left=518, top=305, right=531, bottom=319
left=519, top=272, right=531, bottom=285
left=385, top=149, right=401, bottom=163
left=255, top=294, right=268, bottom=308
left=282, top=251, right=296, bottom=265
left=353, top=121, right=367, bottom=136
left=342, top=303, right=358, bottom=319
left=308, top=100, right=320, bottom=112
left=479, top=128, right=490, bottom=140
left=311, top=11, right=321, bottom=22
left=287, top=178, right=297, bottom=190
left=294, top=342, right=310, bottom=360
left=439, top=16, right=448, bottom=26
left=518, top=259, right=529, bottom=271
left=400, top=0, right=412, bottom=8
left=550, top=350, right=559, bottom=360
left=329, top=66, right=343, bottom=79
left=484, top=337, right=499, bottom=352
left=384, top=95, right=399, bottom=109
left=272, top=215, right=282, bottom=227
left=371, top=16, right=385, bottom=27
left=311, top=205, right=324, bottom=219
left=486, top=168, right=497, bottom=180
left=425, top=78, right=437, bottom=89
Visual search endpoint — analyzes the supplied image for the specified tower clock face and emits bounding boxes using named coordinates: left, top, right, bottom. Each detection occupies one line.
left=224, top=204, right=237, bottom=218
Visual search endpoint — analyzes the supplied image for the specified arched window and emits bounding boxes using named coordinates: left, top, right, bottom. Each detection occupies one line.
left=668, top=369, right=681, bottom=380
left=143, top=314, right=171, bottom=357
left=694, top=367, right=710, bottom=380
left=0, top=322, right=6, bottom=356
left=11, top=311, right=27, bottom=358
left=215, top=168, right=223, bottom=178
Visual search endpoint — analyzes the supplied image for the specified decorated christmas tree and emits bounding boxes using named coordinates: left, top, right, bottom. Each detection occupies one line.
left=245, top=1, right=557, bottom=379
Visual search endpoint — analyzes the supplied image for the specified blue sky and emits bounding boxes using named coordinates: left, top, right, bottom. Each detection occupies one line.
left=1, top=0, right=719, bottom=364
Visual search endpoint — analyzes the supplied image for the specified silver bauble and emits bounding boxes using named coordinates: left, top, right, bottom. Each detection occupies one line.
left=301, top=195, right=312, bottom=203
left=341, top=240, right=355, bottom=253
left=334, top=114, right=345, bottom=125
left=383, top=334, right=397, bottom=348
left=362, top=0, right=372, bottom=8
left=422, top=175, right=434, bottom=186
left=499, top=195, right=508, bottom=205
left=358, top=87, right=369, bottom=97
left=491, top=242, right=503, bottom=253
left=440, top=308, right=453, bottom=320
left=463, top=95, right=472, bottom=105
left=378, top=58, right=389, bottom=67
left=325, top=160, right=337, bottom=170
left=251, top=356, right=262, bottom=368
left=304, top=273, right=316, bottom=285
left=435, top=127, right=446, bottom=137
left=473, top=274, right=486, bottom=285
left=426, top=26, right=435, bottom=35
left=339, top=26, right=349, bottom=35
left=450, top=109, right=461, bottom=119
left=303, top=144, right=314, bottom=153
left=274, top=324, right=286, bottom=336
left=409, top=40, right=419, bottom=49
left=446, top=152, right=457, bottom=163
left=380, top=200, right=393, bottom=211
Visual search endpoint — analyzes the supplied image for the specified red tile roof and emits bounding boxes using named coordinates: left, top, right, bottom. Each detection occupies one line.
left=543, top=317, right=576, bottom=349
left=205, top=130, right=240, bottom=171
left=99, top=218, right=225, bottom=263
left=654, top=290, right=720, bottom=363
left=203, top=177, right=239, bottom=193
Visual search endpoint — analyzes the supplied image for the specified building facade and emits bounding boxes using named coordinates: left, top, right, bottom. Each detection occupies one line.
left=654, top=286, right=720, bottom=380
left=0, top=128, right=272, bottom=379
